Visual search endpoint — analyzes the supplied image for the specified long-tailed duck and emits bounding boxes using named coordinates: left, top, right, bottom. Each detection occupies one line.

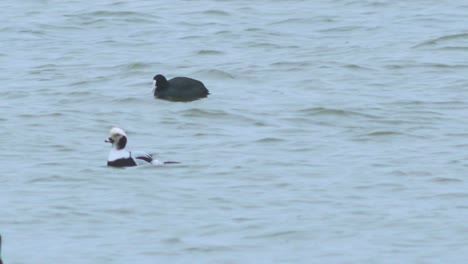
left=153, top=74, right=209, bottom=101
left=105, top=127, right=173, bottom=167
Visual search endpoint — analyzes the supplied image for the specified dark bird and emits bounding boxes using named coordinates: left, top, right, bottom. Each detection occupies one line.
left=153, top=74, right=209, bottom=102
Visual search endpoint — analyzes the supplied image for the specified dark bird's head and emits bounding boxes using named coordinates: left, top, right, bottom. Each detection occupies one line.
left=153, top=74, right=169, bottom=93
left=105, top=127, right=128, bottom=150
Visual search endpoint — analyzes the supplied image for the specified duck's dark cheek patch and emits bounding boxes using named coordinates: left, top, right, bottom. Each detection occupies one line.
left=117, top=136, right=127, bottom=150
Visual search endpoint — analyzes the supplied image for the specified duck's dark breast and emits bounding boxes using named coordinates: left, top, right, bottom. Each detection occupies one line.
left=107, top=158, right=137, bottom=167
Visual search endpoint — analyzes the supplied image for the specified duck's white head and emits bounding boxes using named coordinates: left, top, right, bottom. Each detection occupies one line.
left=105, top=127, right=128, bottom=150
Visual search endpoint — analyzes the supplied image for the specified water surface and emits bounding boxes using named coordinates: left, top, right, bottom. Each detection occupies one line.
left=1, top=1, right=468, bottom=263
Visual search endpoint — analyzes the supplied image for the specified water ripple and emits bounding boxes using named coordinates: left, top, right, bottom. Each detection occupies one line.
left=298, top=107, right=379, bottom=119
left=413, top=33, right=468, bottom=48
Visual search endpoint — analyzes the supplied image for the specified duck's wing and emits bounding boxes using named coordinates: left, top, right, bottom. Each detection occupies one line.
left=131, top=151, right=163, bottom=166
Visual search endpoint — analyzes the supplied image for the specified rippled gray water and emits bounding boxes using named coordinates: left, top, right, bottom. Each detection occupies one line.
left=2, top=1, right=468, bottom=263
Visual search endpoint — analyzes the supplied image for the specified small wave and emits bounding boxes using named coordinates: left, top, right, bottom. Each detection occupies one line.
left=32, top=63, right=58, bottom=69
left=111, top=97, right=144, bottom=103
left=200, top=9, right=230, bottom=16
left=37, top=23, right=81, bottom=31
left=365, top=1, right=389, bottom=7
left=177, top=108, right=260, bottom=126
left=245, top=230, right=302, bottom=239
left=437, top=192, right=468, bottom=199
left=193, top=132, right=227, bottom=137
left=245, top=27, right=263, bottom=32
left=364, top=131, right=404, bottom=137
left=253, top=121, right=269, bottom=127
left=352, top=131, right=420, bottom=142
left=232, top=217, right=255, bottom=222
left=388, top=100, right=467, bottom=108
left=66, top=10, right=146, bottom=18
left=423, top=63, right=468, bottom=68
left=161, top=237, right=182, bottom=244
left=319, top=25, right=364, bottom=33
left=66, top=91, right=92, bottom=96
left=126, top=62, right=152, bottom=70
left=290, top=147, right=314, bottom=152
left=298, top=107, right=377, bottom=118
left=269, top=18, right=307, bottom=25
left=271, top=61, right=311, bottom=67
left=179, top=108, right=230, bottom=118
left=123, top=17, right=156, bottom=23
left=342, top=64, right=372, bottom=70
left=17, top=112, right=64, bottom=118
left=431, top=177, right=463, bottom=183
left=50, top=144, right=74, bottom=152
left=29, top=175, right=64, bottom=183
left=390, top=170, right=432, bottom=176
left=184, top=245, right=230, bottom=253
left=18, top=29, right=45, bottom=35
left=384, top=62, right=468, bottom=69
left=439, top=46, right=468, bottom=51
left=178, top=21, right=224, bottom=28
left=69, top=13, right=156, bottom=25
left=256, top=137, right=285, bottom=143
left=247, top=42, right=281, bottom=48
left=69, top=81, right=91, bottom=87
left=414, top=33, right=468, bottom=48
left=192, top=69, right=234, bottom=79
left=111, top=62, right=152, bottom=70
left=103, top=208, right=135, bottom=215
left=197, top=49, right=224, bottom=55
left=214, top=30, right=235, bottom=36
left=179, top=35, right=205, bottom=40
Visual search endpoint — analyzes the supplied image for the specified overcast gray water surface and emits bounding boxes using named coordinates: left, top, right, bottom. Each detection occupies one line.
left=2, top=1, right=468, bottom=263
